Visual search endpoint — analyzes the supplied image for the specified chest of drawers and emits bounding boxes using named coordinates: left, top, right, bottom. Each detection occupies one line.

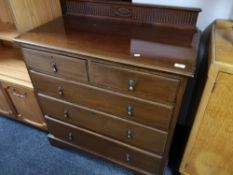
left=15, top=1, right=201, bottom=174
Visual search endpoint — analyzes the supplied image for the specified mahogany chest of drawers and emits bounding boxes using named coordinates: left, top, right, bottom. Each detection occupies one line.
left=15, top=1, right=201, bottom=174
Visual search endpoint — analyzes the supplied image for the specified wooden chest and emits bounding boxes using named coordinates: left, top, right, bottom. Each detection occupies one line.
left=15, top=1, right=201, bottom=174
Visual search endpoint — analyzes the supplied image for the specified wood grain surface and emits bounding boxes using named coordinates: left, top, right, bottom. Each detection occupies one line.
left=9, top=0, right=62, bottom=33
left=39, top=94, right=168, bottom=155
left=3, top=81, right=46, bottom=129
left=182, top=73, right=233, bottom=175
left=46, top=116, right=163, bottom=175
left=15, top=15, right=200, bottom=77
left=23, top=48, right=88, bottom=82
left=31, top=71, right=174, bottom=130
left=0, top=45, right=32, bottom=88
left=180, top=20, right=233, bottom=175
left=89, top=61, right=180, bottom=103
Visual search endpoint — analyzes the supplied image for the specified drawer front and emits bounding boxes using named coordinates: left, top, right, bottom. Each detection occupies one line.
left=23, top=48, right=88, bottom=82
left=31, top=71, right=174, bottom=130
left=39, top=94, right=168, bottom=154
left=0, top=83, right=14, bottom=116
left=46, top=116, right=163, bottom=174
left=3, top=82, right=46, bottom=128
left=90, top=62, right=180, bottom=103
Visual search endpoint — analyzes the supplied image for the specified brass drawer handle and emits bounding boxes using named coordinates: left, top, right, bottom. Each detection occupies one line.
left=12, top=89, right=27, bottom=98
left=64, top=110, right=69, bottom=118
left=127, top=105, right=133, bottom=117
left=128, top=79, right=136, bottom=91
left=125, top=153, right=131, bottom=162
left=68, top=132, right=74, bottom=141
left=57, top=85, right=63, bottom=96
left=50, top=61, right=57, bottom=72
left=127, top=129, right=133, bottom=139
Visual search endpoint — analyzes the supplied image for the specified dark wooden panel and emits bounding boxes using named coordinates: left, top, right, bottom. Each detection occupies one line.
left=48, top=136, right=163, bottom=175
left=61, top=0, right=200, bottom=29
left=89, top=61, right=180, bottom=103
left=23, top=48, right=88, bottom=82
left=39, top=94, right=168, bottom=154
left=46, top=116, right=163, bottom=175
left=31, top=71, right=174, bottom=130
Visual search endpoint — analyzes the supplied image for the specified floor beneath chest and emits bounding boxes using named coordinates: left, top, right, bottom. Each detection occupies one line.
left=0, top=116, right=173, bottom=175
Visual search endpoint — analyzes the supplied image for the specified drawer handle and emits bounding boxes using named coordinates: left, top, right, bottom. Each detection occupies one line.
left=127, top=105, right=133, bottom=117
left=51, top=61, right=57, bottom=72
left=125, top=153, right=131, bottom=162
left=64, top=110, right=69, bottom=118
left=128, top=79, right=136, bottom=91
left=127, top=129, right=133, bottom=139
left=68, top=132, right=74, bottom=141
left=57, top=86, right=64, bottom=96
left=12, top=89, right=27, bottom=98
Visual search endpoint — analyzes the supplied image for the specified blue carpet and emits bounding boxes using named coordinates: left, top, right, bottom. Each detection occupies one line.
left=0, top=116, right=172, bottom=175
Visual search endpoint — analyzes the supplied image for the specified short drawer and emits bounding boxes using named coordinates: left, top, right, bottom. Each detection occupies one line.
left=39, top=94, right=168, bottom=154
left=89, top=62, right=180, bottom=103
left=22, top=48, right=88, bottom=82
left=31, top=71, right=174, bottom=130
left=46, top=116, right=163, bottom=175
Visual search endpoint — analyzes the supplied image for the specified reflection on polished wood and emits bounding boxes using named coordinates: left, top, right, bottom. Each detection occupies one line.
left=15, top=15, right=200, bottom=77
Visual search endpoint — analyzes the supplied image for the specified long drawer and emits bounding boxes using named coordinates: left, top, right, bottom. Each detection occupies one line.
left=31, top=71, right=174, bottom=130
left=46, top=116, right=163, bottom=175
left=89, top=61, right=180, bottom=103
left=39, top=94, right=168, bottom=154
left=22, top=48, right=88, bottom=82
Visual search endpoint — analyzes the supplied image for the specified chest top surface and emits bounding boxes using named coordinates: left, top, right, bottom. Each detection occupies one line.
left=15, top=14, right=200, bottom=77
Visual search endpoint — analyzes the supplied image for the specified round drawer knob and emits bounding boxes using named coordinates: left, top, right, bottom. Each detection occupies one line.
left=68, top=132, right=74, bottom=141
left=64, top=110, right=69, bottom=118
left=127, top=105, right=133, bottom=117
left=125, top=153, right=131, bottom=162
left=127, top=129, right=133, bottom=139
left=128, top=79, right=136, bottom=91
left=57, top=86, right=64, bottom=96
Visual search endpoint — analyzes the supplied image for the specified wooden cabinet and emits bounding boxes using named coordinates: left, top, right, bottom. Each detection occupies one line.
left=0, top=0, right=61, bottom=129
left=180, top=20, right=233, bottom=175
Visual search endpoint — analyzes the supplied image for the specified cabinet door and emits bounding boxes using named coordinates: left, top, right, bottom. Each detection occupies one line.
left=0, top=83, right=14, bottom=116
left=183, top=72, right=233, bottom=175
left=3, top=82, right=46, bottom=129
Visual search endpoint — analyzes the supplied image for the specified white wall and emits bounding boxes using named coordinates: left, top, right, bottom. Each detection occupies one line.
left=133, top=0, right=233, bottom=30
left=230, top=5, right=233, bottom=18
